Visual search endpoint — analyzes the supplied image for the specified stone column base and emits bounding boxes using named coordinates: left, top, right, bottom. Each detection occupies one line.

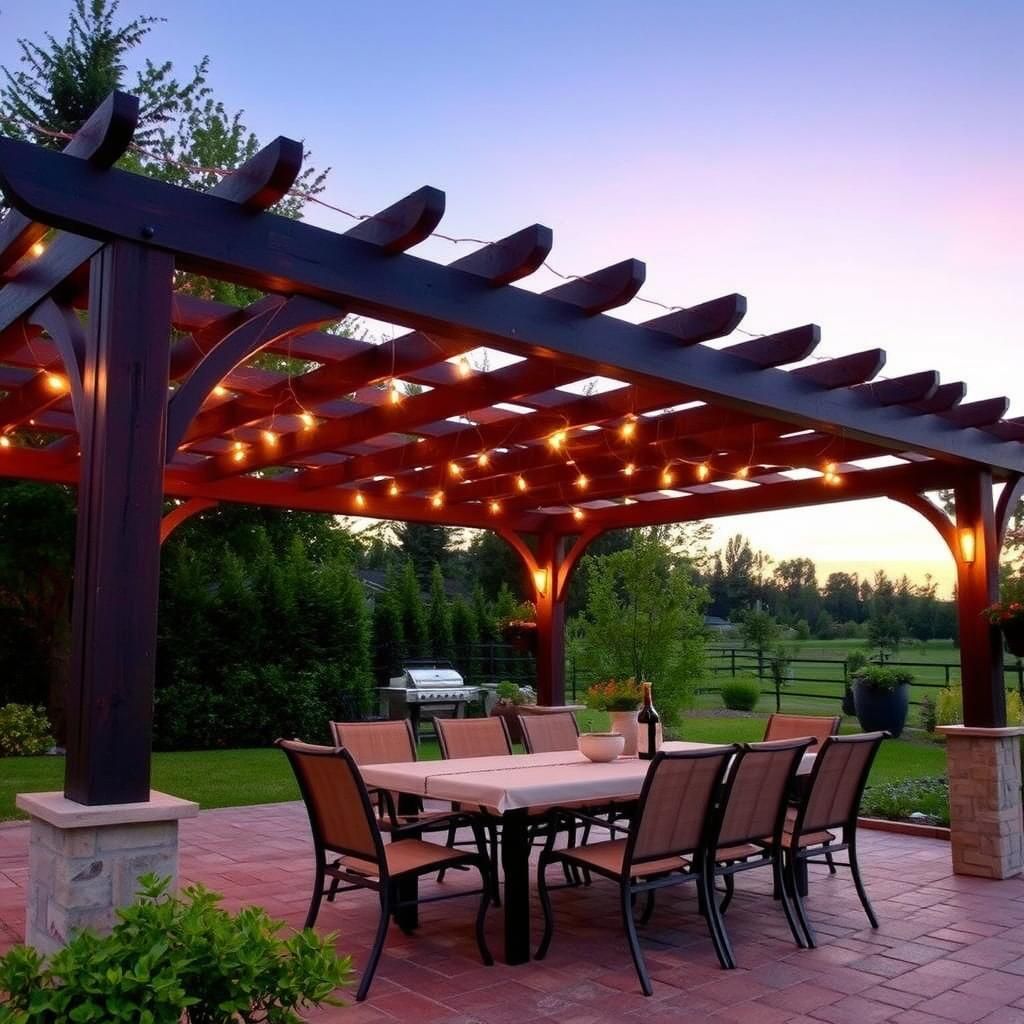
left=16, top=790, right=199, bottom=955
left=937, top=725, right=1024, bottom=879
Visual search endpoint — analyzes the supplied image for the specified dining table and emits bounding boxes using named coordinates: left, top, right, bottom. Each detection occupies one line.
left=360, top=741, right=816, bottom=965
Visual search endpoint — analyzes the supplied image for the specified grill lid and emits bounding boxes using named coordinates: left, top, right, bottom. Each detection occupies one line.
left=391, top=659, right=465, bottom=689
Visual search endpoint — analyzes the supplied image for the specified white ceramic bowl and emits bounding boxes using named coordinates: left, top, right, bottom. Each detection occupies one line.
left=578, top=732, right=625, bottom=763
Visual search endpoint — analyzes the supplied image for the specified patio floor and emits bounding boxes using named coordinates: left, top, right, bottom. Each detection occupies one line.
left=2, top=804, right=1024, bottom=1022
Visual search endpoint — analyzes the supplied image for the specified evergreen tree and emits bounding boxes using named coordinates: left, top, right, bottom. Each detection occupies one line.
left=426, top=563, right=454, bottom=662
left=450, top=596, right=480, bottom=676
left=394, top=559, right=428, bottom=658
left=395, top=523, right=452, bottom=588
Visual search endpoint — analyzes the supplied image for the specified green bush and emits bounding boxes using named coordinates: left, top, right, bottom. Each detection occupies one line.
left=0, top=875, right=352, bottom=1023
left=861, top=777, right=949, bottom=826
left=936, top=686, right=1024, bottom=727
left=852, top=666, right=913, bottom=691
left=720, top=676, right=761, bottom=712
left=0, top=704, right=53, bottom=756
left=919, top=694, right=937, bottom=733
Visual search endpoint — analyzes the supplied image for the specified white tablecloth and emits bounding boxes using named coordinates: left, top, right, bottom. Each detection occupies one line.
left=360, top=743, right=815, bottom=815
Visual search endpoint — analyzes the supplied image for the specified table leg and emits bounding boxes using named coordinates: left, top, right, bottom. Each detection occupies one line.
left=501, top=809, right=531, bottom=965
left=395, top=793, right=420, bottom=931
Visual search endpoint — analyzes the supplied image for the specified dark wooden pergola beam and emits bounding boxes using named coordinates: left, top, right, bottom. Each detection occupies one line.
left=1, top=141, right=1020, bottom=473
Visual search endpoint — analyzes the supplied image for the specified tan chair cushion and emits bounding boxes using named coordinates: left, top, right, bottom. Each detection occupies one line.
left=782, top=807, right=836, bottom=849
left=559, top=839, right=687, bottom=879
left=336, top=838, right=472, bottom=880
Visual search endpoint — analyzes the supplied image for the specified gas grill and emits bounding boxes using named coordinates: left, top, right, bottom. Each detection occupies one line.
left=378, top=660, right=481, bottom=739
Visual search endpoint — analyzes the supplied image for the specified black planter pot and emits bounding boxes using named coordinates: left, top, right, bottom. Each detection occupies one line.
left=852, top=680, right=909, bottom=738
left=1002, top=618, right=1024, bottom=659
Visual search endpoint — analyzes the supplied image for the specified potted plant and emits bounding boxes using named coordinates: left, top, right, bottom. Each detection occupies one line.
left=584, top=678, right=644, bottom=755
left=851, top=665, right=912, bottom=737
left=983, top=602, right=1024, bottom=658
left=489, top=681, right=534, bottom=743
left=501, top=618, right=538, bottom=653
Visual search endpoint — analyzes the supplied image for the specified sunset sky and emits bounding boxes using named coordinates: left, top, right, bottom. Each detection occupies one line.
left=3, top=1, right=1022, bottom=597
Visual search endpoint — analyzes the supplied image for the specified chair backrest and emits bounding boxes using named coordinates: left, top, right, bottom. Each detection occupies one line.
left=714, top=737, right=813, bottom=848
left=625, top=746, right=736, bottom=870
left=329, top=720, right=417, bottom=765
left=277, top=739, right=384, bottom=868
left=435, top=716, right=513, bottom=759
left=796, top=732, right=887, bottom=834
left=519, top=711, right=579, bottom=753
left=763, top=713, right=840, bottom=749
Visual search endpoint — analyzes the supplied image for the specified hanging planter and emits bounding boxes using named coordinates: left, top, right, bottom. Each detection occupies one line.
left=983, top=603, right=1024, bottom=658
left=501, top=619, right=537, bottom=653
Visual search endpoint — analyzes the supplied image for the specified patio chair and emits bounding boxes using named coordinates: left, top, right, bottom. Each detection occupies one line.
left=783, top=731, right=887, bottom=947
left=763, top=713, right=841, bottom=874
left=434, top=715, right=513, bottom=758
left=692, top=737, right=815, bottom=965
left=277, top=739, right=493, bottom=1002
left=518, top=710, right=579, bottom=753
left=535, top=746, right=738, bottom=996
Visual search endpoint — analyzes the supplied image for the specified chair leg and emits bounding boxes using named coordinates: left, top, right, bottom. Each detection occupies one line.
left=848, top=837, right=879, bottom=929
left=701, top=866, right=736, bottom=970
left=620, top=884, right=654, bottom=997
left=720, top=871, right=735, bottom=914
left=535, top=857, right=555, bottom=960
left=489, top=823, right=502, bottom=907
left=562, top=823, right=578, bottom=886
left=305, top=860, right=326, bottom=929
left=785, top=852, right=816, bottom=948
left=474, top=862, right=494, bottom=966
left=825, top=849, right=837, bottom=875
left=356, top=885, right=392, bottom=1002
left=774, top=854, right=807, bottom=949
left=640, top=888, right=656, bottom=925
left=437, top=821, right=458, bottom=883
left=580, top=821, right=593, bottom=886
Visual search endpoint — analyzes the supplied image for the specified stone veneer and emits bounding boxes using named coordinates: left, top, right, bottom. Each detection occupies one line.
left=937, top=724, right=1024, bottom=880
left=16, top=790, right=198, bottom=954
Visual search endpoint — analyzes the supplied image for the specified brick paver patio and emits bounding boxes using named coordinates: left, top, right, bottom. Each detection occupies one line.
left=2, top=803, right=1024, bottom=1022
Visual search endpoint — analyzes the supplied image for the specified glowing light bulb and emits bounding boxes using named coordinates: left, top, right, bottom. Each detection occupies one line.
left=388, top=481, right=399, bottom=497
left=620, top=419, right=637, bottom=440
left=431, top=492, right=444, bottom=508
left=624, top=463, right=635, bottom=476
left=29, top=241, right=45, bottom=259
left=548, top=430, right=567, bottom=450
left=213, top=385, right=228, bottom=397
left=300, top=412, right=316, bottom=430
left=572, top=507, right=585, bottom=522
left=456, top=355, right=472, bottom=378
left=660, top=467, right=675, bottom=487
left=697, top=463, right=710, bottom=481
left=449, top=461, right=463, bottom=477
left=354, top=492, right=366, bottom=509
left=388, top=380, right=402, bottom=405
left=232, top=449, right=245, bottom=463
left=476, top=452, right=490, bottom=468
left=0, top=436, right=10, bottom=449
left=45, top=374, right=67, bottom=393
left=516, top=475, right=527, bottom=492
left=488, top=500, right=501, bottom=515
left=736, top=466, right=750, bottom=479
left=575, top=474, right=588, bottom=489
left=233, top=440, right=244, bottom=452
left=262, top=430, right=278, bottom=446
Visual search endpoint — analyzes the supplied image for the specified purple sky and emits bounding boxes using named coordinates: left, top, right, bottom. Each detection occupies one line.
left=3, top=1, right=1022, bottom=593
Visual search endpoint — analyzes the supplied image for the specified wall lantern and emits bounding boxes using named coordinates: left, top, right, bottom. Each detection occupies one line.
left=959, top=527, right=976, bottom=565
left=532, top=568, right=549, bottom=595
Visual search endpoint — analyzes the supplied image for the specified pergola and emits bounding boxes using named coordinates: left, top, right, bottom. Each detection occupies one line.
left=1, top=91, right=1022, bottom=832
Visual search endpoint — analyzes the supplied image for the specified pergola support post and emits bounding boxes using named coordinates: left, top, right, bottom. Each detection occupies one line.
left=18, top=242, right=199, bottom=954
left=936, top=471, right=1024, bottom=880
left=533, top=532, right=567, bottom=706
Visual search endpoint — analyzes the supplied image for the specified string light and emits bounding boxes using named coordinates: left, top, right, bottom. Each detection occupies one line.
left=623, top=463, right=635, bottom=476
left=0, top=436, right=10, bottom=449
left=736, top=466, right=750, bottom=479
left=488, top=499, right=502, bottom=515
left=300, top=412, right=316, bottom=430
left=516, top=475, right=528, bottom=492
left=575, top=473, right=589, bottom=489
left=354, top=491, right=366, bottom=509
left=548, top=430, right=567, bottom=450
left=387, top=379, right=402, bottom=405
left=449, top=461, right=463, bottom=477
left=430, top=492, right=444, bottom=508
left=660, top=466, right=675, bottom=487
left=388, top=481, right=399, bottom=497
left=572, top=507, right=585, bottom=521
left=823, top=462, right=842, bottom=486
left=262, top=430, right=278, bottom=446
left=456, top=355, right=472, bottom=378
left=213, top=385, right=228, bottom=397
left=620, top=418, right=637, bottom=440
left=232, top=449, right=245, bottom=464
left=45, top=374, right=67, bottom=393
left=476, top=452, right=490, bottom=468
left=697, top=463, right=710, bottom=481
left=29, top=241, right=45, bottom=258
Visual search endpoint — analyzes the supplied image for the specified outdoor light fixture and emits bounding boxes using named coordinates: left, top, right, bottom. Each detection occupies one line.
left=300, top=412, right=316, bottom=430
left=823, top=462, right=842, bottom=486
left=736, top=466, right=750, bottom=479
left=516, top=475, right=528, bottom=492
left=45, top=374, right=67, bottom=393
left=697, top=463, right=710, bottom=481
left=354, top=492, right=366, bottom=510
left=388, top=481, right=399, bottom=497
left=29, top=241, right=45, bottom=258
left=232, top=449, right=245, bottom=463
left=449, top=461, right=463, bottom=477
left=0, top=436, right=10, bottom=449
left=624, top=463, right=635, bottom=476
left=213, top=385, right=228, bottom=397
left=262, top=430, right=277, bottom=446
left=476, top=452, right=490, bottom=467
left=548, top=430, right=567, bottom=450
left=959, top=527, right=976, bottom=564
left=620, top=419, right=637, bottom=440
left=488, top=500, right=501, bottom=515
left=660, top=467, right=674, bottom=487
left=387, top=380, right=402, bottom=405
left=575, top=474, right=589, bottom=489
left=572, top=507, right=585, bottom=521
left=431, top=492, right=444, bottom=508
left=456, top=355, right=472, bottom=378
left=532, top=568, right=549, bottom=594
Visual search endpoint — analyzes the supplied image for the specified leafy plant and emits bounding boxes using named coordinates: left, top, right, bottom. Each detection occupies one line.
left=584, top=679, right=643, bottom=712
left=720, top=676, right=761, bottom=712
left=983, top=601, right=1024, bottom=625
left=495, top=681, right=532, bottom=706
left=919, top=694, right=938, bottom=733
left=861, top=776, right=949, bottom=826
left=936, top=685, right=1024, bottom=727
left=852, top=666, right=913, bottom=691
left=0, top=875, right=352, bottom=1023
left=845, top=650, right=869, bottom=675
left=0, top=704, right=53, bottom=756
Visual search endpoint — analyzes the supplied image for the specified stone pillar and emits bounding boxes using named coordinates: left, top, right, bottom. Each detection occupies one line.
left=937, top=725, right=1024, bottom=879
left=16, top=790, right=199, bottom=955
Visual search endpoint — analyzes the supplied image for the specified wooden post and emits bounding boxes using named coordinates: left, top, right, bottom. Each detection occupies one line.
left=64, top=241, right=174, bottom=805
left=954, top=471, right=1004, bottom=728
left=533, top=532, right=565, bottom=706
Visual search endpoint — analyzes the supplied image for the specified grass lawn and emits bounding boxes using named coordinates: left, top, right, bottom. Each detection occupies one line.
left=0, top=708, right=947, bottom=822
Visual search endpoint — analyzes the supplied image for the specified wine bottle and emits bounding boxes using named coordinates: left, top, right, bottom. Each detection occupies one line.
left=637, top=681, right=661, bottom=760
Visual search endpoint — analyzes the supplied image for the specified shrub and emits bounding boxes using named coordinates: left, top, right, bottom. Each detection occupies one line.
left=0, top=704, right=53, bottom=756
left=861, top=777, right=949, bottom=826
left=584, top=678, right=643, bottom=712
left=0, top=875, right=352, bottom=1023
left=852, top=666, right=913, bottom=691
left=936, top=686, right=1024, bottom=727
left=720, top=676, right=761, bottom=712
left=919, top=694, right=937, bottom=733
left=846, top=650, right=869, bottom=675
